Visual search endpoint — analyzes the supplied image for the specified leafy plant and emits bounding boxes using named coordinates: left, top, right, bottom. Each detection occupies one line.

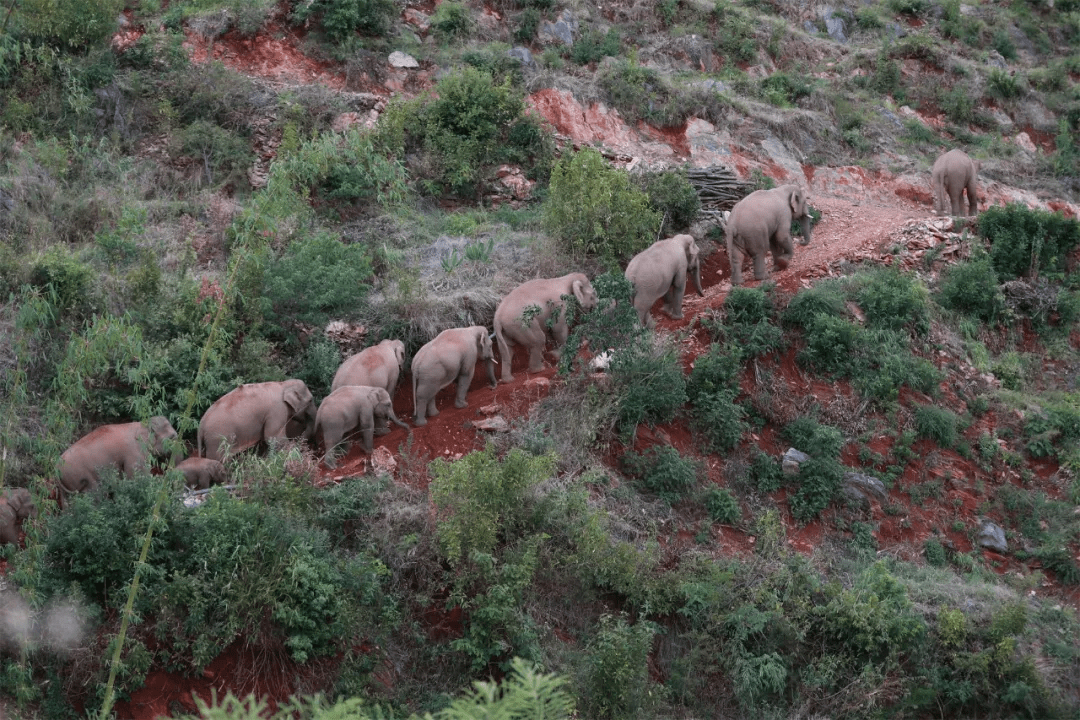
left=582, top=614, right=658, bottom=720
left=937, top=252, right=1005, bottom=322
left=706, top=487, right=741, bottom=524
left=981, top=203, right=1080, bottom=279
left=693, top=388, right=749, bottom=453
left=571, top=28, right=622, bottom=65
left=289, top=0, right=395, bottom=40
left=624, top=444, right=699, bottom=503
left=15, top=0, right=123, bottom=48
left=431, top=1, right=471, bottom=40
left=914, top=404, right=960, bottom=448
left=609, top=336, right=688, bottom=439
left=642, top=170, right=701, bottom=235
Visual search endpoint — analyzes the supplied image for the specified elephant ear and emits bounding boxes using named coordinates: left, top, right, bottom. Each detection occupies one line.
left=283, top=381, right=313, bottom=413
left=572, top=279, right=585, bottom=303
left=149, top=416, right=175, bottom=441
left=788, top=187, right=806, bottom=216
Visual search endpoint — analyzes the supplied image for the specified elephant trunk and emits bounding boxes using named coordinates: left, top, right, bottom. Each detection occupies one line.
left=484, top=358, right=497, bottom=388
left=691, top=262, right=704, bottom=296
left=798, top=215, right=812, bottom=246
left=388, top=408, right=409, bottom=430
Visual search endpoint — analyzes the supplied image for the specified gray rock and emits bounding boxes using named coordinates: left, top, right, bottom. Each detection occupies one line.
left=507, top=46, right=535, bottom=67
left=977, top=518, right=1008, bottom=553
left=823, top=8, right=848, bottom=44
left=886, top=22, right=907, bottom=40
left=803, top=20, right=818, bottom=35
left=782, top=448, right=811, bottom=476
left=388, top=51, right=419, bottom=69
left=694, top=78, right=729, bottom=94
left=842, top=472, right=887, bottom=503
left=538, top=10, right=576, bottom=46
left=760, top=134, right=804, bottom=180
left=473, top=415, right=510, bottom=433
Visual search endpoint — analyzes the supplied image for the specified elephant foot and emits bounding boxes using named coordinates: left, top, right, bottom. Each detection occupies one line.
left=454, top=399, right=468, bottom=409
left=527, top=364, right=545, bottom=373
left=375, top=428, right=390, bottom=437
left=414, top=416, right=427, bottom=426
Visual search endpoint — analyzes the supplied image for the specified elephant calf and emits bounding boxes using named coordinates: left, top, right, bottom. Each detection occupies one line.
left=625, top=234, right=704, bottom=326
left=0, top=488, right=37, bottom=546
left=726, top=184, right=812, bottom=286
left=412, top=326, right=497, bottom=426
left=174, top=457, right=227, bottom=491
left=198, top=379, right=317, bottom=462
left=315, top=385, right=408, bottom=467
left=58, top=416, right=179, bottom=507
left=931, top=149, right=979, bottom=217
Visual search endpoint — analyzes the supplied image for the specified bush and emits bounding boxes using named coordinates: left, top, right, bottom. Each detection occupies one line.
left=431, top=1, right=471, bottom=40
left=289, top=0, right=395, bottom=40
left=544, top=148, right=661, bottom=263
left=759, top=72, right=814, bottom=107
left=937, top=253, right=1005, bottom=322
left=582, top=614, right=658, bottom=720
left=925, top=537, right=948, bottom=566
left=725, top=287, right=773, bottom=325
left=706, top=487, right=741, bottom=524
left=789, top=456, right=845, bottom=521
left=686, top=343, right=742, bottom=403
left=782, top=281, right=847, bottom=328
left=624, top=445, right=699, bottom=503
left=915, top=404, right=960, bottom=448
left=278, top=128, right=408, bottom=207
left=514, top=7, right=541, bottom=42
left=609, top=335, right=688, bottom=438
left=939, top=86, right=975, bottom=124
left=751, top=451, right=783, bottom=492
left=173, top=120, right=253, bottom=189
left=717, top=287, right=785, bottom=357
left=642, top=170, right=700, bottom=235
left=981, top=203, right=1080, bottom=279
left=783, top=417, right=844, bottom=459
left=29, top=247, right=95, bottom=315
left=693, top=389, right=749, bottom=453
left=798, top=313, right=864, bottom=375
left=571, top=28, right=621, bottom=65
left=15, top=0, right=123, bottom=48
left=851, top=266, right=930, bottom=334
left=987, top=69, right=1023, bottom=101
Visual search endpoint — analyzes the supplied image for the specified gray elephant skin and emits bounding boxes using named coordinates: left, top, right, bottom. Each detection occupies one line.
left=625, top=233, right=704, bottom=326
left=331, top=339, right=406, bottom=395
left=931, top=149, right=980, bottom=217
left=493, top=273, right=599, bottom=383
left=316, top=385, right=409, bottom=466
left=0, top=488, right=37, bottom=545
left=174, top=456, right=227, bottom=490
left=726, top=184, right=812, bottom=286
left=58, top=416, right=179, bottom=505
left=197, top=379, right=317, bottom=462
left=412, top=326, right=497, bottom=425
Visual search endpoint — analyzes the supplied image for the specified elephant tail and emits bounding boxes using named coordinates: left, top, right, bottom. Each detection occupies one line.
left=493, top=316, right=511, bottom=370
left=196, top=423, right=205, bottom=458
left=412, top=365, right=419, bottom=418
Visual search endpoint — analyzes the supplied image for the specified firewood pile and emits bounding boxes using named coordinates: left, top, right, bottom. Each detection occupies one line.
left=686, top=166, right=754, bottom=224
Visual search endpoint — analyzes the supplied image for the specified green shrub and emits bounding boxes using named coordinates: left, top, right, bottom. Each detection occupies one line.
left=783, top=417, right=843, bottom=459
left=732, top=651, right=787, bottom=710
left=759, top=72, right=814, bottom=107
left=713, top=2, right=757, bottom=63
left=609, top=336, right=688, bottom=438
left=981, top=203, right=1080, bottom=279
left=851, top=521, right=877, bottom=551
left=431, top=1, right=471, bottom=40
left=582, top=614, right=658, bottom=720
left=789, top=456, right=845, bottom=521
left=717, top=287, right=785, bottom=357
left=294, top=336, right=341, bottom=400
left=29, top=247, right=95, bottom=315
left=924, top=537, right=948, bottom=566
left=706, top=487, right=741, bottom=524
left=852, top=340, right=941, bottom=403
left=782, top=281, right=847, bottom=328
left=798, top=313, right=863, bottom=375
left=571, top=28, right=622, bottom=65
left=686, top=343, right=742, bottom=403
left=174, top=120, right=253, bottom=189
left=725, top=287, right=773, bottom=325
left=693, top=389, right=749, bottom=453
left=514, top=7, right=541, bottom=42
left=751, top=451, right=783, bottom=492
left=937, top=254, right=1005, bottom=322
left=914, top=404, right=960, bottom=448
left=851, top=266, right=930, bottom=334
left=430, top=447, right=556, bottom=566
left=624, top=445, right=699, bottom=503
left=15, top=0, right=123, bottom=48
left=642, top=170, right=700, bottom=234
left=289, top=0, right=395, bottom=40
left=544, top=148, right=661, bottom=263
left=939, top=86, right=975, bottom=124
left=987, top=68, right=1023, bottom=101
left=887, top=0, right=930, bottom=16
left=278, top=128, right=408, bottom=207
left=992, top=28, right=1017, bottom=60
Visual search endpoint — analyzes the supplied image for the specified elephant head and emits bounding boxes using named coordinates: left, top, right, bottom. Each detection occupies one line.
left=282, top=380, right=317, bottom=443
left=147, top=416, right=181, bottom=461
left=3, top=488, right=36, bottom=520
left=678, top=234, right=704, bottom=297
left=475, top=327, right=498, bottom=387
left=572, top=277, right=599, bottom=312
left=786, top=185, right=812, bottom=247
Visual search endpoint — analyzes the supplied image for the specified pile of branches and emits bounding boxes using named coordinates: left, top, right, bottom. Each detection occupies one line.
left=685, top=166, right=753, bottom=226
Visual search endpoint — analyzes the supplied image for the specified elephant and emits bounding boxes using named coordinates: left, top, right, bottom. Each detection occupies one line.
left=931, top=149, right=980, bottom=217
left=58, top=417, right=179, bottom=505
left=197, top=379, right=317, bottom=462
left=0, top=488, right=36, bottom=545
left=315, top=385, right=409, bottom=466
left=331, top=339, right=406, bottom=396
left=174, top=457, right=227, bottom=490
left=725, top=184, right=813, bottom=286
left=493, top=273, right=599, bottom=383
left=412, top=326, right=497, bottom=425
left=625, top=233, right=704, bottom=326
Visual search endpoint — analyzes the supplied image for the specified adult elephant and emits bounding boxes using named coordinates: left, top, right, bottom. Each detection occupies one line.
left=625, top=233, right=704, bottom=326
left=931, top=149, right=980, bottom=217
left=58, top=417, right=179, bottom=505
left=331, top=339, right=406, bottom=396
left=197, top=379, right=317, bottom=462
left=412, top=326, right=497, bottom=426
left=0, top=488, right=36, bottom=545
left=493, top=273, right=599, bottom=383
left=315, top=385, right=409, bottom=466
left=174, top=457, right=227, bottom=490
left=726, top=184, right=812, bottom=286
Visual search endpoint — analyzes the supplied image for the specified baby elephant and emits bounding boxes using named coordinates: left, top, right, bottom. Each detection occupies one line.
left=931, top=148, right=980, bottom=217
left=625, top=234, right=704, bottom=326
left=0, top=488, right=37, bottom=546
left=59, top=416, right=179, bottom=506
left=174, top=457, right=227, bottom=490
left=412, top=326, right=497, bottom=426
left=316, top=386, right=408, bottom=467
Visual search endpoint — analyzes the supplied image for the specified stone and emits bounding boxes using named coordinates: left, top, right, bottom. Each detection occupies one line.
left=403, top=8, right=430, bottom=31
left=474, top=415, right=510, bottom=433
left=388, top=51, right=419, bottom=69
left=1014, top=132, right=1037, bottom=153
left=782, top=448, right=811, bottom=476
left=842, top=472, right=887, bottom=503
left=823, top=8, right=848, bottom=43
left=886, top=22, right=907, bottom=40
left=370, top=446, right=397, bottom=476
left=977, top=518, right=1008, bottom=553
left=538, top=10, right=576, bottom=46
left=589, top=350, right=614, bottom=372
left=507, top=46, right=535, bottom=67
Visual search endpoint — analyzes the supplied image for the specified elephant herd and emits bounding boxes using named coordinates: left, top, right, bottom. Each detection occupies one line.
left=0, top=149, right=976, bottom=543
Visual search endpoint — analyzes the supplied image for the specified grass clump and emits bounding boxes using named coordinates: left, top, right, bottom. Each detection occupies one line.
left=980, top=203, right=1080, bottom=279
left=914, top=404, right=961, bottom=449
left=706, top=487, right=741, bottom=524
left=624, top=444, right=700, bottom=503
left=936, top=251, right=1005, bottom=323
left=581, top=614, right=658, bottom=720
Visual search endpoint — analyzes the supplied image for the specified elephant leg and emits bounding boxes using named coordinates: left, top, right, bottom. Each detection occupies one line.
left=948, top=186, right=963, bottom=216
left=362, top=425, right=374, bottom=454
left=729, top=244, right=745, bottom=285
left=549, top=321, right=571, bottom=359
left=773, top=236, right=794, bottom=271
left=455, top=367, right=475, bottom=408
left=427, top=395, right=439, bottom=418
left=322, top=428, right=344, bottom=468
left=668, top=279, right=686, bottom=319
left=752, top=251, right=768, bottom=281
left=965, top=181, right=978, bottom=216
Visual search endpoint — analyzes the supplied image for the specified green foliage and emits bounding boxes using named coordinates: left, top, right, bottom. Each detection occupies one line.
left=914, top=404, right=960, bottom=449
left=789, top=456, right=845, bottom=521
left=29, top=247, right=94, bottom=316
left=887, top=0, right=930, bottom=16
left=751, top=451, right=783, bottom=492
left=570, top=28, right=622, bottom=65
left=981, top=203, right=1080, bottom=279
left=713, top=2, right=757, bottom=63
left=714, top=287, right=785, bottom=358
left=431, top=1, right=472, bottom=41
left=987, top=68, right=1023, bottom=101
left=781, top=280, right=847, bottom=328
left=759, top=72, right=814, bottom=107
left=870, top=48, right=903, bottom=98
left=798, top=313, right=863, bottom=375
left=430, top=447, right=555, bottom=566
left=260, top=233, right=373, bottom=337
left=1052, top=117, right=1079, bottom=177
left=850, top=266, right=930, bottom=334
left=15, top=0, right=123, bottom=48
left=939, top=85, right=975, bottom=124
left=693, top=388, right=749, bottom=453
left=686, top=343, right=742, bottom=403
left=937, top=252, right=1005, bottom=323
left=706, top=487, right=741, bottom=524
left=582, top=614, right=658, bottom=720
left=543, top=147, right=661, bottom=263
left=641, top=170, right=700, bottom=234
left=992, top=28, right=1017, bottom=60
left=174, top=120, right=253, bottom=189
left=295, top=336, right=341, bottom=400
left=278, top=128, right=409, bottom=206
left=783, top=417, right=843, bottom=459
left=609, top=336, right=688, bottom=438
left=289, top=0, right=395, bottom=41
left=623, top=444, right=699, bottom=503
left=514, top=7, right=541, bottom=42
left=924, top=537, right=948, bottom=566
